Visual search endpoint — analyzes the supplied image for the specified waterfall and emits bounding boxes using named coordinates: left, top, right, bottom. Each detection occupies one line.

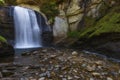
left=13, top=6, right=42, bottom=48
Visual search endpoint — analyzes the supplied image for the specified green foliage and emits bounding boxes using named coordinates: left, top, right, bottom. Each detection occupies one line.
left=0, top=0, right=17, bottom=6
left=0, top=0, right=5, bottom=6
left=84, top=16, right=96, bottom=28
left=68, top=31, right=80, bottom=38
left=0, top=0, right=5, bottom=3
left=4, top=0, right=17, bottom=5
left=0, top=36, right=7, bottom=42
left=40, top=1, right=59, bottom=23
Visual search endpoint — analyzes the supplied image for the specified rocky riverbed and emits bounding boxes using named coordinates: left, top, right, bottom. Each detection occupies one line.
left=0, top=48, right=120, bottom=80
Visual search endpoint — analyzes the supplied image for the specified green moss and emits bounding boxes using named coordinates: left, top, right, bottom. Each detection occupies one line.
left=80, top=6, right=120, bottom=38
left=84, top=16, right=96, bottom=28
left=67, top=31, right=80, bottom=38
left=40, top=1, right=59, bottom=23
left=0, top=36, right=7, bottom=42
left=0, top=0, right=5, bottom=6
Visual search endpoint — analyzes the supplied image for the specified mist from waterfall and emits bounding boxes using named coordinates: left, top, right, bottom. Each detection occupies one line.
left=13, top=6, right=42, bottom=48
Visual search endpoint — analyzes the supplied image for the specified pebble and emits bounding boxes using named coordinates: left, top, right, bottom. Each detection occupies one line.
left=39, top=73, right=47, bottom=77
left=107, top=77, right=113, bottom=80
left=33, top=51, right=38, bottom=54
left=95, top=61, right=103, bottom=65
left=73, top=69, right=77, bottom=73
left=22, top=66, right=29, bottom=70
left=62, top=78, right=67, bottom=80
left=62, top=66, right=69, bottom=70
left=81, top=63, right=87, bottom=67
left=67, top=76, right=73, bottom=80
left=90, top=78, right=94, bottom=80
left=119, top=70, right=120, bottom=74
left=39, top=77, right=45, bottom=80
left=42, top=49, right=47, bottom=53
left=92, top=72, right=101, bottom=76
left=72, top=51, right=78, bottom=56
left=74, top=76, right=80, bottom=79
left=29, top=78, right=37, bottom=80
left=20, top=78, right=29, bottom=80
left=86, top=65, right=96, bottom=72
left=6, top=67, right=16, bottom=70
left=41, top=68, right=46, bottom=72
left=22, top=52, right=30, bottom=56
left=50, top=55, right=56, bottom=58
left=59, top=75, right=64, bottom=78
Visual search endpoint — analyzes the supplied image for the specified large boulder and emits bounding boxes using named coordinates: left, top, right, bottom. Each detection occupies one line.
left=53, top=16, right=68, bottom=42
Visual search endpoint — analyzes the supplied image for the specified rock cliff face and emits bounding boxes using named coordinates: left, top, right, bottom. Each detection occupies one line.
left=53, top=0, right=120, bottom=58
left=0, top=7, right=14, bottom=40
left=16, top=0, right=40, bottom=12
left=53, top=0, right=117, bottom=39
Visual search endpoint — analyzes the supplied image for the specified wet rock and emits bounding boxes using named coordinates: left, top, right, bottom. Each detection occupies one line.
left=22, top=66, right=29, bottom=70
left=42, top=49, right=47, bottom=53
left=33, top=51, right=38, bottom=54
left=29, top=65, right=40, bottom=69
left=6, top=67, right=16, bottom=70
left=13, top=63, right=23, bottom=67
left=72, top=51, right=78, bottom=56
left=2, top=70, right=14, bottom=77
left=21, top=52, right=31, bottom=56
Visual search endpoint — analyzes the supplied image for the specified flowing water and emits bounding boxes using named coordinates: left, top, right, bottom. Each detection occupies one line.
left=13, top=6, right=42, bottom=49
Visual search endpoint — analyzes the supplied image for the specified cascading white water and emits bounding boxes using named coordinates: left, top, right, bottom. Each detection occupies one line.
left=13, top=6, right=42, bottom=48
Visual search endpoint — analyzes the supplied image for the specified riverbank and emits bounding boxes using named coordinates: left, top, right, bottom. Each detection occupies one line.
left=0, top=48, right=120, bottom=80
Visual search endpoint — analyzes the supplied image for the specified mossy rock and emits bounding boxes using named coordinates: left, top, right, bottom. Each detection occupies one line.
left=80, top=6, right=120, bottom=38
left=0, top=35, right=14, bottom=57
left=0, top=36, right=7, bottom=42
